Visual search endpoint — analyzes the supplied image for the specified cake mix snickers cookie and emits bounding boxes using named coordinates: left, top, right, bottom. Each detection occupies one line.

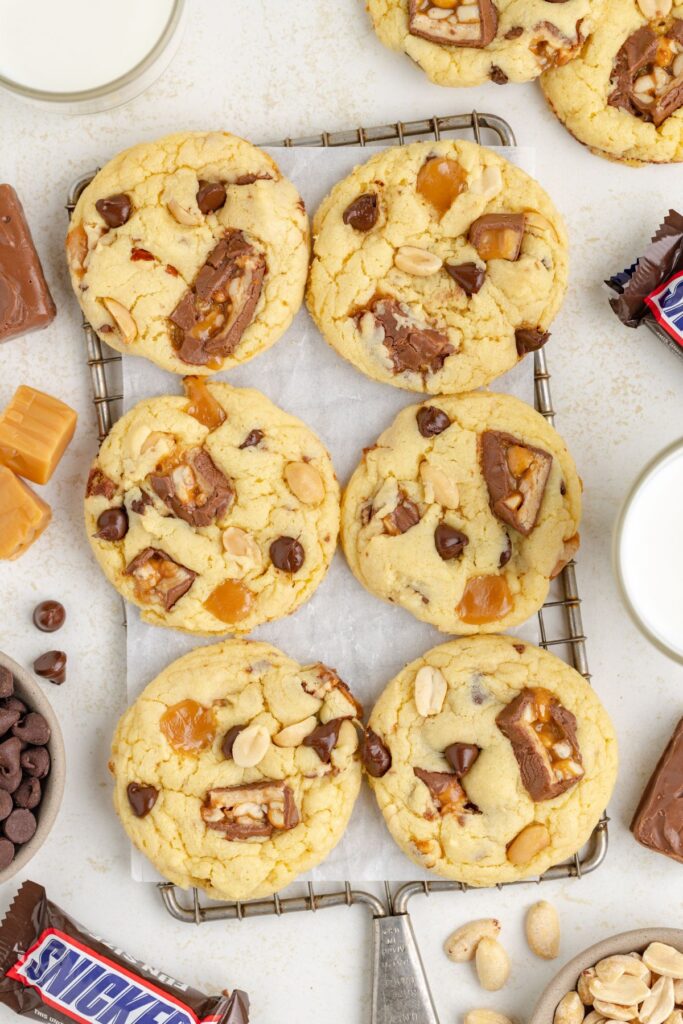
left=541, top=0, right=683, bottom=164
left=84, top=380, right=339, bottom=635
left=365, top=0, right=603, bottom=88
left=66, top=131, right=309, bottom=374
left=307, top=140, right=568, bottom=394
left=111, top=640, right=362, bottom=901
left=364, top=635, right=617, bottom=885
left=341, top=392, right=581, bottom=633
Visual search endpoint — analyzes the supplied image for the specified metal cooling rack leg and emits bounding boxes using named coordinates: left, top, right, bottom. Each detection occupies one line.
left=371, top=911, right=440, bottom=1024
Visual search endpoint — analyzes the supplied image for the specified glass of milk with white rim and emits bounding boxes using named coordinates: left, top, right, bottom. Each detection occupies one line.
left=0, top=0, right=185, bottom=113
left=614, top=438, right=683, bottom=664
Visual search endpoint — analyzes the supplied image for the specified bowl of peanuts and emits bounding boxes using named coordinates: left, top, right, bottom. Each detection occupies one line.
left=530, top=929, right=683, bottom=1024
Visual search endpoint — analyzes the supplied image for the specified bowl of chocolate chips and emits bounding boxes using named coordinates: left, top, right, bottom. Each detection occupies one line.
left=0, top=650, right=65, bottom=882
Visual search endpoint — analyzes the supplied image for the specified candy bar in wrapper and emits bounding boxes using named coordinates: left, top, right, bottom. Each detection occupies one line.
left=606, top=209, right=683, bottom=364
left=0, top=881, right=249, bottom=1024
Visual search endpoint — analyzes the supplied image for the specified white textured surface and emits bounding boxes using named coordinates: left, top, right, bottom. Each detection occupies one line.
left=0, top=2, right=682, bottom=1023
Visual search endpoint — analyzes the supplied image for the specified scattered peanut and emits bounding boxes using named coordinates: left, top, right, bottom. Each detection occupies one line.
left=166, top=196, right=202, bottom=226
left=420, top=461, right=460, bottom=508
left=475, top=937, right=510, bottom=992
left=414, top=665, right=447, bottom=717
left=578, top=970, right=598, bottom=1005
left=231, top=724, right=270, bottom=768
left=636, top=0, right=672, bottom=17
left=525, top=900, right=560, bottom=960
left=506, top=822, right=550, bottom=866
left=285, top=461, right=325, bottom=505
left=394, top=245, right=443, bottom=277
left=222, top=527, right=262, bottom=576
left=102, top=297, right=137, bottom=344
left=444, top=919, right=501, bottom=962
left=640, top=977, right=675, bottom=1024
left=465, top=1011, right=513, bottom=1024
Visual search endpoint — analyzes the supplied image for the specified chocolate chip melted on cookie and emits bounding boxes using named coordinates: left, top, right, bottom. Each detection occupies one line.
left=408, top=0, right=498, bottom=48
left=150, top=447, right=234, bottom=527
left=609, top=21, right=683, bottom=127
left=360, top=298, right=453, bottom=378
left=480, top=430, right=552, bottom=536
left=201, top=780, right=300, bottom=840
left=169, top=230, right=266, bottom=365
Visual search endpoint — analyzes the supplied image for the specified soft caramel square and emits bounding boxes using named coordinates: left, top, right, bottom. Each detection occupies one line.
left=0, top=466, right=51, bottom=559
left=0, top=385, right=77, bottom=485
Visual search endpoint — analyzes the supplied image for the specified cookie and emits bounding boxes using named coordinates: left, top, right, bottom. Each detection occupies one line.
left=365, top=0, right=604, bottom=87
left=307, top=140, right=568, bottom=394
left=84, top=379, right=340, bottom=635
left=66, top=131, right=309, bottom=374
left=341, top=391, right=581, bottom=634
left=364, top=634, right=617, bottom=885
left=111, top=640, right=362, bottom=901
left=541, top=0, right=683, bottom=165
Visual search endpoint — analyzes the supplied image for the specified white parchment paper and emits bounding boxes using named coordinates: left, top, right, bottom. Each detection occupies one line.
left=122, top=144, right=539, bottom=883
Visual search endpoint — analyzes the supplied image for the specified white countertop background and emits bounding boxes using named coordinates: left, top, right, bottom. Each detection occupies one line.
left=1, top=2, right=683, bottom=1022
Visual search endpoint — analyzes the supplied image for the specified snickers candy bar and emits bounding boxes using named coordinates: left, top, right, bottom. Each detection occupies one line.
left=201, top=780, right=300, bottom=840
left=357, top=298, right=453, bottom=379
left=496, top=687, right=584, bottom=801
left=0, top=185, right=56, bottom=343
left=150, top=448, right=234, bottom=527
left=631, top=716, right=683, bottom=864
left=0, top=880, right=249, bottom=1024
left=408, top=0, right=497, bottom=47
left=480, top=430, right=553, bottom=536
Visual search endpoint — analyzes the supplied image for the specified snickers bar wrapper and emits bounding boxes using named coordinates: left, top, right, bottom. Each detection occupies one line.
left=0, top=881, right=249, bottom=1024
left=606, top=209, right=683, bottom=364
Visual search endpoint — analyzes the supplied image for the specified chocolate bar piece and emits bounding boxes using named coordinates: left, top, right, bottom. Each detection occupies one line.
left=0, top=880, right=249, bottom=1024
left=0, top=185, right=56, bottom=343
left=480, top=430, right=552, bottom=536
left=202, top=780, right=300, bottom=840
left=408, top=0, right=497, bottom=48
left=631, top=717, right=683, bottom=864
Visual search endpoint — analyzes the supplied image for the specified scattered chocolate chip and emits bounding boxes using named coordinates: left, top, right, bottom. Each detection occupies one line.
left=239, top=429, right=264, bottom=450
left=0, top=738, right=23, bottom=793
left=560, top=480, right=566, bottom=496
left=0, top=708, right=20, bottom=735
left=33, top=651, right=67, bottom=685
left=127, top=782, right=158, bottom=818
left=270, top=536, right=305, bottom=573
left=233, top=173, right=273, bottom=185
left=303, top=718, right=347, bottom=763
left=13, top=713, right=50, bottom=746
left=221, top=726, right=244, bottom=760
left=342, top=193, right=379, bottom=232
left=21, top=746, right=50, bottom=779
left=196, top=180, right=227, bottom=215
left=0, top=838, right=14, bottom=869
left=4, top=807, right=36, bottom=844
left=0, top=668, right=12, bottom=700
left=444, top=742, right=481, bottom=777
left=95, top=193, right=132, bottom=229
left=434, top=524, right=469, bottom=561
left=94, top=506, right=129, bottom=541
left=0, top=790, right=13, bottom=820
left=130, top=492, right=153, bottom=515
left=515, top=327, right=550, bottom=356
left=14, top=777, right=41, bottom=810
left=513, top=643, right=525, bottom=654
left=490, top=65, right=509, bottom=84
left=360, top=728, right=391, bottom=778
left=505, top=26, right=524, bottom=39
left=444, top=261, right=486, bottom=296
left=32, top=600, right=66, bottom=633
left=499, top=534, right=512, bottom=568
left=416, top=406, right=451, bottom=438
left=2, top=697, right=26, bottom=716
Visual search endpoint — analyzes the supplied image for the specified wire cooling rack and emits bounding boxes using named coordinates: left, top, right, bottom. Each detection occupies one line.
left=67, top=111, right=608, bottom=935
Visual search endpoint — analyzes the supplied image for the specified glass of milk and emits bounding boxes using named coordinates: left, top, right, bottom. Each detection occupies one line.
left=0, top=0, right=186, bottom=113
left=614, top=438, right=683, bottom=664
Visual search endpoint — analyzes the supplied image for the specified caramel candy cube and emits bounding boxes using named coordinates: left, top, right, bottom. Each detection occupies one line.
left=0, top=466, right=51, bottom=559
left=0, top=386, right=77, bottom=485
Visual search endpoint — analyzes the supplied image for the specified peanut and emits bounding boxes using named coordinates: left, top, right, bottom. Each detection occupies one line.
left=444, top=919, right=501, bottom=962
left=525, top=900, right=560, bottom=960
left=285, top=461, right=325, bottom=505
left=475, top=937, right=510, bottom=992
left=414, top=665, right=447, bottom=717
left=554, top=992, right=585, bottom=1024
left=273, top=717, right=317, bottom=748
left=506, top=822, right=550, bottom=866
left=231, top=724, right=270, bottom=768
left=643, top=946, right=683, bottom=981
left=394, top=245, right=443, bottom=277
left=102, top=297, right=137, bottom=344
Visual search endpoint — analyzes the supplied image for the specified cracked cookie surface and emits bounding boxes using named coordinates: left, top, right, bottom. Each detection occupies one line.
left=341, top=391, right=581, bottom=634
left=111, top=640, right=362, bottom=901
left=541, top=0, right=683, bottom=164
left=84, top=381, right=340, bottom=635
left=66, top=131, right=309, bottom=374
left=365, top=0, right=604, bottom=87
left=367, top=634, right=617, bottom=885
left=307, top=140, right=568, bottom=394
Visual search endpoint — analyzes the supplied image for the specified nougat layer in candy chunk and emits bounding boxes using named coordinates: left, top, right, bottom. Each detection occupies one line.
left=0, top=184, right=56, bottom=343
left=0, top=466, right=51, bottom=559
left=0, top=386, right=77, bottom=485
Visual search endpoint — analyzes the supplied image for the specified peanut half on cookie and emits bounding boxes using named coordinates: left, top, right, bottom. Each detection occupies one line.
left=341, top=391, right=581, bottom=634
left=307, top=140, right=568, bottom=394
left=111, top=640, right=363, bottom=901
left=364, top=635, right=618, bottom=885
left=84, top=379, right=340, bottom=635
left=66, top=131, right=309, bottom=374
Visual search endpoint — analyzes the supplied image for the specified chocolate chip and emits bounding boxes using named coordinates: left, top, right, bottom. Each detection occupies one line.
left=490, top=65, right=509, bottom=84
left=33, top=651, right=67, bottom=685
left=13, top=713, right=50, bottom=746
left=434, top=524, right=468, bottom=561
left=1, top=697, right=26, bottom=716
left=239, top=429, right=264, bottom=449
left=444, top=742, right=481, bottom=777
left=0, top=790, right=13, bottom=820
left=95, top=193, right=132, bottom=229
left=196, top=180, right=227, bottom=215
left=4, top=808, right=36, bottom=844
left=515, top=327, right=549, bottom=356
left=513, top=643, right=525, bottom=654
left=221, top=726, right=244, bottom=760
left=0, top=838, right=14, bottom=869
left=127, top=782, right=158, bottom=818
left=0, top=667, right=13, bottom=699
left=499, top=534, right=512, bottom=568
left=504, top=26, right=524, bottom=38
left=270, top=536, right=304, bottom=573
left=416, top=406, right=450, bottom=438
left=560, top=480, right=566, bottom=496
left=302, top=719, right=346, bottom=763
left=0, top=708, right=20, bottom=735
left=32, top=600, right=66, bottom=633
left=21, top=746, right=50, bottom=779
left=342, top=193, right=379, bottom=232
left=444, top=262, right=486, bottom=296
left=14, top=777, right=41, bottom=810
left=0, top=738, right=23, bottom=793
left=360, top=728, right=391, bottom=778
left=94, top=506, right=129, bottom=541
